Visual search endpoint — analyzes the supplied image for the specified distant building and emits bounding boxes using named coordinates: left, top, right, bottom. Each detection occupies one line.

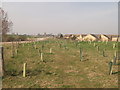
left=63, top=34, right=71, bottom=39
left=83, top=34, right=98, bottom=41
left=76, top=34, right=86, bottom=41
left=111, top=35, right=118, bottom=41
left=63, top=34, right=76, bottom=40
left=70, top=34, right=77, bottom=40
left=63, top=34, right=119, bottom=42
left=100, top=34, right=111, bottom=42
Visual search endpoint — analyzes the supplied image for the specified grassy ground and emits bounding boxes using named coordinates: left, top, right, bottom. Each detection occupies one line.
left=2, top=38, right=119, bottom=88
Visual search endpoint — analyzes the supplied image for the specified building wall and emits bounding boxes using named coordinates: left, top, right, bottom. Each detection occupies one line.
left=112, top=37, right=118, bottom=41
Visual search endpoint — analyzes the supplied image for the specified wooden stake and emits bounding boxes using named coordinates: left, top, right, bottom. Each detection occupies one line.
left=113, top=43, right=116, bottom=49
left=80, top=48, right=83, bottom=61
left=94, top=43, right=96, bottom=47
left=114, top=51, right=117, bottom=58
left=103, top=50, right=105, bottom=57
left=50, top=48, right=52, bottom=54
left=15, top=49, right=18, bottom=55
left=38, top=49, right=41, bottom=56
left=23, top=63, right=26, bottom=77
left=41, top=53, right=43, bottom=61
left=11, top=45, right=15, bottom=58
left=108, top=61, right=113, bottom=75
left=1, top=47, right=5, bottom=76
left=97, top=46, right=99, bottom=51
left=113, top=55, right=117, bottom=65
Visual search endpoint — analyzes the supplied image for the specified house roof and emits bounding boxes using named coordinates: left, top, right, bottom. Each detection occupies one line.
left=63, top=34, right=119, bottom=39
left=101, top=34, right=111, bottom=39
left=88, top=34, right=100, bottom=39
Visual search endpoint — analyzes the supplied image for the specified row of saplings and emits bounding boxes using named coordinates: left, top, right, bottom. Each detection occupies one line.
left=1, top=40, right=119, bottom=77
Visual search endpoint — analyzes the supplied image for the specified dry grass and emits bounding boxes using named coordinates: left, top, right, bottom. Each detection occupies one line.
left=2, top=38, right=119, bottom=88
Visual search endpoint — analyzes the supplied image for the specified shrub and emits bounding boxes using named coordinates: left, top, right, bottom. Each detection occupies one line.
left=3, top=35, right=27, bottom=42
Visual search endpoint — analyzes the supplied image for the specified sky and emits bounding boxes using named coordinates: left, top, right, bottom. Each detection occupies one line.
left=2, top=2, right=118, bottom=35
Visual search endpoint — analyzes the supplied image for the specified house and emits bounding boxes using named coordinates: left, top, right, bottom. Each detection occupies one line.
left=76, top=34, right=86, bottom=41
left=63, top=34, right=71, bottom=39
left=63, top=34, right=77, bottom=40
left=100, top=34, right=111, bottom=42
left=83, top=34, right=99, bottom=41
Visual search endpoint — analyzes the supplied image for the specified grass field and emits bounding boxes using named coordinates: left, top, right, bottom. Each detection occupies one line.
left=2, top=38, right=119, bottom=88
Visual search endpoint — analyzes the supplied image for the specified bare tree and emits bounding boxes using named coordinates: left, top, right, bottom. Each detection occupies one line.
left=0, top=8, right=13, bottom=41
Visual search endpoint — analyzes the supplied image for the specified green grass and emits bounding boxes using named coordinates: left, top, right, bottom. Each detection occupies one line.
left=2, top=38, right=119, bottom=88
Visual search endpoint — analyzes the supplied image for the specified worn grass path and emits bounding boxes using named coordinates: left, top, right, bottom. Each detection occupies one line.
left=2, top=38, right=119, bottom=88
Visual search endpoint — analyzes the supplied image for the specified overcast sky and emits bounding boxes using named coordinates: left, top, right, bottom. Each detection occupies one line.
left=2, top=2, right=118, bottom=35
